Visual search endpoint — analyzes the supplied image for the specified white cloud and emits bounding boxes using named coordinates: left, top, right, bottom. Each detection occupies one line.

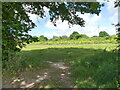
left=46, top=19, right=69, bottom=31
left=42, top=33, right=53, bottom=39
left=106, top=1, right=118, bottom=24
left=27, top=7, right=50, bottom=23
left=27, top=13, right=41, bottom=23
left=100, top=27, right=116, bottom=35
left=78, top=13, right=90, bottom=22
left=107, top=0, right=117, bottom=13
left=45, top=26, right=98, bottom=39
left=109, top=12, right=118, bottom=25
left=45, top=12, right=102, bottom=38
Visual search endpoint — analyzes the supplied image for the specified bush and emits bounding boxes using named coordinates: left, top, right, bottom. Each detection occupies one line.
left=99, top=31, right=109, bottom=37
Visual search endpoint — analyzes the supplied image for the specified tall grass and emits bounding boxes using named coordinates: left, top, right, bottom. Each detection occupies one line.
left=71, top=51, right=118, bottom=88
left=3, top=52, right=48, bottom=76
left=3, top=44, right=118, bottom=88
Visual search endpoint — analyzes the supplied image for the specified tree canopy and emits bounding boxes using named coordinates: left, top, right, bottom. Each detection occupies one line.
left=60, top=35, right=68, bottom=40
left=69, top=31, right=88, bottom=40
left=99, top=31, right=109, bottom=37
left=32, top=36, right=39, bottom=42
left=39, top=35, right=48, bottom=41
left=52, top=36, right=60, bottom=41
left=2, top=2, right=103, bottom=61
left=69, top=31, right=80, bottom=40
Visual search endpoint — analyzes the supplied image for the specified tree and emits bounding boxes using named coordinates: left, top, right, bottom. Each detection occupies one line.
left=92, top=35, right=98, bottom=38
left=52, top=36, right=60, bottom=41
left=69, top=31, right=82, bottom=40
left=99, top=31, right=109, bottom=37
left=60, top=35, right=68, bottom=40
left=39, top=35, right=48, bottom=41
left=2, top=2, right=103, bottom=62
left=69, top=32, right=89, bottom=40
left=32, top=36, right=39, bottom=42
left=114, top=0, right=120, bottom=52
left=114, top=0, right=120, bottom=7
left=79, top=34, right=89, bottom=38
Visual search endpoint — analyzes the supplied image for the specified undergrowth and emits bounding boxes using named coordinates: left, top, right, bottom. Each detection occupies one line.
left=3, top=52, right=48, bottom=76
left=71, top=51, right=118, bottom=88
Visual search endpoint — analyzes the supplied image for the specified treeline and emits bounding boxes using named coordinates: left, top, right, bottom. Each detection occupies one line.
left=32, top=31, right=117, bottom=44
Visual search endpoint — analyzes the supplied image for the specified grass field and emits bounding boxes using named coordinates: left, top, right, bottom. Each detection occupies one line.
left=31, top=38, right=117, bottom=45
left=3, top=44, right=118, bottom=88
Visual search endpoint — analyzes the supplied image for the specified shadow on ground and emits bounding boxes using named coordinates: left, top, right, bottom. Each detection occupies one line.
left=3, top=47, right=117, bottom=88
left=21, top=47, right=104, bottom=63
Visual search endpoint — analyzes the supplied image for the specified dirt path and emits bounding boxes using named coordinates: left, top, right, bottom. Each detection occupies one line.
left=3, top=61, right=74, bottom=88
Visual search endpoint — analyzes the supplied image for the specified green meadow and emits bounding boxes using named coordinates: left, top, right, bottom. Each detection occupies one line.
left=3, top=43, right=118, bottom=88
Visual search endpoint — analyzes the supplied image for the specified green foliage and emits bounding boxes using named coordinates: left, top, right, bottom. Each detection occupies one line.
left=78, top=34, right=89, bottom=38
left=69, top=31, right=89, bottom=40
left=32, top=36, right=39, bottom=42
left=3, top=52, right=48, bottom=76
left=60, top=35, right=68, bottom=40
left=113, top=2, right=120, bottom=88
left=99, top=31, right=109, bottom=37
left=114, top=24, right=120, bottom=53
left=92, top=35, right=98, bottom=38
left=114, top=0, right=120, bottom=7
left=71, top=51, right=118, bottom=88
left=39, top=35, right=48, bottom=41
left=52, top=36, right=60, bottom=41
left=32, top=35, right=117, bottom=45
left=69, top=31, right=80, bottom=40
left=2, top=2, right=36, bottom=61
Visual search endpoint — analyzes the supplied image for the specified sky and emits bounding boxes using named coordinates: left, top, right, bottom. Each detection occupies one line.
left=28, top=0, right=118, bottom=39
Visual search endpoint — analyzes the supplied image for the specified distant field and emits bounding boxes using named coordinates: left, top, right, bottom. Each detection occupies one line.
left=22, top=44, right=117, bottom=51
left=31, top=38, right=117, bottom=45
